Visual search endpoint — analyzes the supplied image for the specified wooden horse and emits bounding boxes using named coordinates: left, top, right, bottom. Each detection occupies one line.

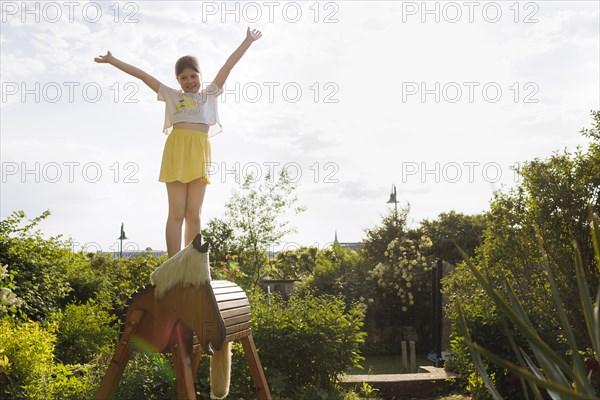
left=95, top=234, right=271, bottom=399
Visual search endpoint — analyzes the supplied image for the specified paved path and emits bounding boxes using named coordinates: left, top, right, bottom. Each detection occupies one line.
left=339, top=366, right=458, bottom=383
left=339, top=366, right=460, bottom=399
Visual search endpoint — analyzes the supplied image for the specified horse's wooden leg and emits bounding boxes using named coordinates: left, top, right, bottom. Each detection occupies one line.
left=241, top=335, right=272, bottom=400
left=95, top=309, right=145, bottom=400
left=191, top=349, right=203, bottom=379
left=171, top=322, right=197, bottom=400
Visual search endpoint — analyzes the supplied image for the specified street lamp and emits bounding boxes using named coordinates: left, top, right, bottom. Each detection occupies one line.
left=386, top=184, right=399, bottom=227
left=117, top=223, right=128, bottom=258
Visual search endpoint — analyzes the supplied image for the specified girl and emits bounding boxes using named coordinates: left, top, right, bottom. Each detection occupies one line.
left=95, top=27, right=262, bottom=257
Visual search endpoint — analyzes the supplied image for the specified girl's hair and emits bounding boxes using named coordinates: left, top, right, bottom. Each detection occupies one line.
left=175, top=55, right=201, bottom=77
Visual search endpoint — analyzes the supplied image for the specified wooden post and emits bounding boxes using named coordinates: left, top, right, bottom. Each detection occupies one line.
left=433, top=259, right=443, bottom=367
left=409, top=341, right=417, bottom=372
left=241, top=335, right=272, bottom=400
left=191, top=350, right=203, bottom=379
left=95, top=309, right=144, bottom=400
left=171, top=322, right=197, bottom=400
left=401, top=340, right=408, bottom=371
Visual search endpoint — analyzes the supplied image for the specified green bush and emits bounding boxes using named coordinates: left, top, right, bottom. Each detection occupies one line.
left=68, top=252, right=166, bottom=318
left=0, top=318, right=57, bottom=399
left=0, top=263, right=23, bottom=319
left=249, top=288, right=366, bottom=398
left=113, top=353, right=177, bottom=400
left=444, top=111, right=600, bottom=398
left=297, top=243, right=370, bottom=304
left=0, top=318, right=99, bottom=400
left=46, top=362, right=103, bottom=400
left=454, top=211, right=600, bottom=399
left=0, top=211, right=82, bottom=321
left=52, top=300, right=118, bottom=365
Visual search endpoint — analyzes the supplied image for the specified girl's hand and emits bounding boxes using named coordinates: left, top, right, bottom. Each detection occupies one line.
left=94, top=51, right=113, bottom=63
left=246, top=27, right=262, bottom=42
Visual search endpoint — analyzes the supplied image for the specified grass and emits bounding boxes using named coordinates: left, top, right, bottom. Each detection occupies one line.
left=348, top=354, right=434, bottom=375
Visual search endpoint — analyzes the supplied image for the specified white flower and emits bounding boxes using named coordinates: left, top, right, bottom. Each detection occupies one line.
left=0, top=288, right=22, bottom=308
left=0, top=265, right=8, bottom=280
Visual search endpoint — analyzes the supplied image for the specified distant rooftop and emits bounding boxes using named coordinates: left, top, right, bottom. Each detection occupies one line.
left=334, top=230, right=363, bottom=251
left=105, top=250, right=167, bottom=259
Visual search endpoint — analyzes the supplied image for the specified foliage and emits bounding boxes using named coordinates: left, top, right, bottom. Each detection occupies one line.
left=296, top=243, right=370, bottom=305
left=65, top=252, right=166, bottom=318
left=201, top=217, right=240, bottom=267
left=369, top=234, right=433, bottom=313
left=355, top=208, right=438, bottom=353
left=51, top=300, right=118, bottom=365
left=444, top=110, right=600, bottom=398
left=360, top=207, right=409, bottom=266
left=478, top=110, right=600, bottom=342
left=249, top=288, right=366, bottom=398
left=268, top=245, right=318, bottom=280
left=0, top=264, right=23, bottom=319
left=0, top=210, right=80, bottom=321
left=113, top=353, right=176, bottom=400
left=455, top=211, right=600, bottom=399
left=0, top=318, right=57, bottom=399
left=419, top=211, right=488, bottom=266
left=223, top=170, right=306, bottom=286
left=0, top=318, right=100, bottom=400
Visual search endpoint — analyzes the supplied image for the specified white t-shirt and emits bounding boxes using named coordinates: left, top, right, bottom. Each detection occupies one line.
left=157, top=83, right=224, bottom=137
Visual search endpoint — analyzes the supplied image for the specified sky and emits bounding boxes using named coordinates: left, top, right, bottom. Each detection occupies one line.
left=1, top=0, right=599, bottom=255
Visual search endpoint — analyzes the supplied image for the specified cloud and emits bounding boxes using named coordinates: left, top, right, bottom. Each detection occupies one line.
left=0, top=53, right=47, bottom=81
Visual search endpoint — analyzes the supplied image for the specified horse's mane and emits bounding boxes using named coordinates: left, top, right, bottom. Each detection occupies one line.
left=150, top=234, right=211, bottom=299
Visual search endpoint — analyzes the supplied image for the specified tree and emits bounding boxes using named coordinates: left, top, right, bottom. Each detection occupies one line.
left=267, top=245, right=318, bottom=280
left=202, top=217, right=239, bottom=265
left=444, top=110, right=600, bottom=397
left=295, top=243, right=371, bottom=306
left=0, top=211, right=77, bottom=321
left=360, top=206, right=409, bottom=266
left=222, top=170, right=305, bottom=285
left=476, top=111, right=600, bottom=343
left=419, top=211, right=488, bottom=266
left=356, top=208, right=435, bottom=353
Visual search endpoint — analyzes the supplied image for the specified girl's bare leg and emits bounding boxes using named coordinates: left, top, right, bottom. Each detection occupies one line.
left=184, top=178, right=208, bottom=246
left=166, top=181, right=188, bottom=257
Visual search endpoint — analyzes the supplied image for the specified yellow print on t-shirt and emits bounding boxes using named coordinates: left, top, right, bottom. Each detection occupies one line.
left=175, top=95, right=198, bottom=112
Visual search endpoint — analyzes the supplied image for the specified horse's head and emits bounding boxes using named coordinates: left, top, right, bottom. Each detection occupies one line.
left=192, top=233, right=209, bottom=254
left=150, top=233, right=212, bottom=298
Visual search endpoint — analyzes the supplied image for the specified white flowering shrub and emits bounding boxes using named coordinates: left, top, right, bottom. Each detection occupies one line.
left=368, top=235, right=433, bottom=312
left=0, top=264, right=23, bottom=316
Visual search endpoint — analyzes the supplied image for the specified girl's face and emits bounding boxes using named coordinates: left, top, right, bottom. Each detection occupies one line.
left=177, top=67, right=201, bottom=93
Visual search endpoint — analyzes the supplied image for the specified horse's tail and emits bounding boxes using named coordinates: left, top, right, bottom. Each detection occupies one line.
left=210, top=342, right=232, bottom=399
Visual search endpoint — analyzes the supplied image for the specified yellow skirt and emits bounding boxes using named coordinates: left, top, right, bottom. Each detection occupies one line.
left=159, top=129, right=211, bottom=183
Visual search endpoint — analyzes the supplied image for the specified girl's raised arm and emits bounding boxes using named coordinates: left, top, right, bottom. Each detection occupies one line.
left=94, top=51, right=161, bottom=94
left=209, top=27, right=262, bottom=92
